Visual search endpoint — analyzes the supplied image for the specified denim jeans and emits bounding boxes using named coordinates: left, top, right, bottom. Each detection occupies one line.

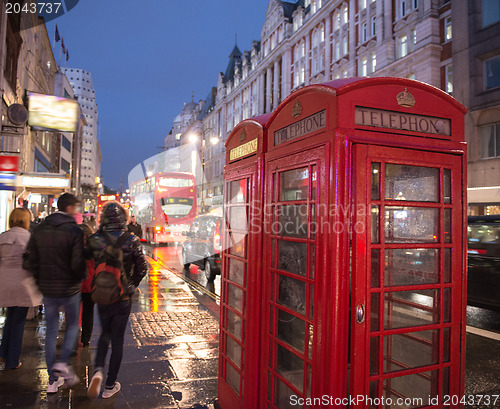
left=0, top=306, right=29, bottom=369
left=95, top=299, right=132, bottom=387
left=44, top=293, right=81, bottom=381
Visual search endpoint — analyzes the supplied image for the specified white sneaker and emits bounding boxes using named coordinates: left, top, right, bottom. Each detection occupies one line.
left=102, top=382, right=121, bottom=399
left=47, top=377, right=65, bottom=394
left=52, top=362, right=79, bottom=388
left=87, top=370, right=103, bottom=399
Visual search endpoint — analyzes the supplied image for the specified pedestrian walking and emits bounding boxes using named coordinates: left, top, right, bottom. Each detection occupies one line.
left=80, top=223, right=95, bottom=347
left=23, top=193, right=86, bottom=393
left=0, top=208, right=42, bottom=370
left=87, top=216, right=97, bottom=232
left=127, top=215, right=142, bottom=239
left=86, top=202, right=148, bottom=399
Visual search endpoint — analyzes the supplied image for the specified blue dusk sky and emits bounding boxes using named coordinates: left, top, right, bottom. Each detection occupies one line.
left=46, top=0, right=270, bottom=189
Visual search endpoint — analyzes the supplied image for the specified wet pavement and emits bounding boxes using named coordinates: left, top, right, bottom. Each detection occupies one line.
left=2, top=244, right=500, bottom=408
left=145, top=244, right=222, bottom=301
left=0, top=257, right=220, bottom=409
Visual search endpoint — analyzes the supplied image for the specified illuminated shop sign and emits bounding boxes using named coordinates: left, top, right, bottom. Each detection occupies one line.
left=21, top=176, right=70, bottom=188
left=355, top=107, right=451, bottom=136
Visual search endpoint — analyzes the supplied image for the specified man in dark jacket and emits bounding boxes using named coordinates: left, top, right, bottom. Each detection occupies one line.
left=86, top=202, right=148, bottom=399
left=127, top=215, right=142, bottom=239
left=24, top=193, right=86, bottom=393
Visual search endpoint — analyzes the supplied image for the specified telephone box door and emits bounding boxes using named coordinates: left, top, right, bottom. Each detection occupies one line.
left=262, top=144, right=335, bottom=408
left=351, top=144, right=464, bottom=408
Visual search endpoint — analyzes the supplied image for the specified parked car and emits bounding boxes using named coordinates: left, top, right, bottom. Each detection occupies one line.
left=182, top=214, right=222, bottom=281
left=467, top=215, right=500, bottom=310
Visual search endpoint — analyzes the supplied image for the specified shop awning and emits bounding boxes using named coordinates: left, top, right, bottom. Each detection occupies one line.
left=467, top=186, right=500, bottom=205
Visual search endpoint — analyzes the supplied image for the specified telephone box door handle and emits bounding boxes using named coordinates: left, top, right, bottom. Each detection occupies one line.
left=356, top=304, right=365, bottom=324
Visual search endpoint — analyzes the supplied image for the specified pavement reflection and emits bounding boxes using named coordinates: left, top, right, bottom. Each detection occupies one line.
left=145, top=244, right=221, bottom=300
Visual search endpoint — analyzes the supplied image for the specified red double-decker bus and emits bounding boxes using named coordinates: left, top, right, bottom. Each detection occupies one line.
left=97, top=193, right=119, bottom=223
left=129, top=172, right=197, bottom=243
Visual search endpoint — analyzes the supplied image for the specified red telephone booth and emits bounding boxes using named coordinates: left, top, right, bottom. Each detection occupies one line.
left=259, top=78, right=467, bottom=408
left=218, top=114, right=270, bottom=409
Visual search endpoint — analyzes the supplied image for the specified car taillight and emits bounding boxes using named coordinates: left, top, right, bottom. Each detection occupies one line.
left=468, top=249, right=487, bottom=255
left=214, top=221, right=222, bottom=251
left=155, top=226, right=162, bottom=232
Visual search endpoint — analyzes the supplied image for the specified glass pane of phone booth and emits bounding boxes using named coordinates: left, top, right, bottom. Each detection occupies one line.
left=365, top=155, right=459, bottom=408
left=221, top=178, right=250, bottom=397
left=266, top=165, right=317, bottom=408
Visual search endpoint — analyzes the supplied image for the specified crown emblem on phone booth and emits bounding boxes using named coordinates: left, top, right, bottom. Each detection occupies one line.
left=292, top=101, right=303, bottom=118
left=240, top=129, right=247, bottom=142
left=396, top=88, right=416, bottom=108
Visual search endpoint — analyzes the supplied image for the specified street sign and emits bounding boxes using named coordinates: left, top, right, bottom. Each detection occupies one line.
left=0, top=173, right=17, bottom=191
left=0, top=155, right=19, bottom=172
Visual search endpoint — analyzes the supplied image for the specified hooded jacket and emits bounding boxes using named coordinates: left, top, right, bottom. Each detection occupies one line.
left=0, top=227, right=42, bottom=307
left=87, top=203, right=148, bottom=293
left=23, top=212, right=86, bottom=298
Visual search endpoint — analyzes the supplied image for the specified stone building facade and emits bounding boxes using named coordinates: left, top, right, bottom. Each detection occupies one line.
left=167, top=0, right=454, bottom=212
left=453, top=0, right=500, bottom=215
left=62, top=67, right=102, bottom=211
left=0, top=8, right=85, bottom=229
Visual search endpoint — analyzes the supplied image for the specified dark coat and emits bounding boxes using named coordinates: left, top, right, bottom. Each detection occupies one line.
left=127, top=222, right=142, bottom=239
left=87, top=203, right=148, bottom=294
left=23, top=212, right=86, bottom=298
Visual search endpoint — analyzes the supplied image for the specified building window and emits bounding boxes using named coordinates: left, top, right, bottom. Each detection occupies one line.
left=445, top=64, right=453, bottom=94
left=399, top=35, right=408, bottom=58
left=61, top=158, right=70, bottom=173
left=312, top=0, right=317, bottom=13
left=485, top=55, right=500, bottom=89
left=342, top=36, right=348, bottom=55
left=361, top=57, right=368, bottom=76
left=313, top=30, right=320, bottom=48
left=371, top=53, right=377, bottom=73
left=411, top=29, right=417, bottom=49
left=444, top=17, right=452, bottom=41
left=371, top=16, right=376, bottom=36
left=334, top=11, right=341, bottom=30
left=482, top=0, right=500, bottom=27
left=400, top=0, right=407, bottom=17
left=62, top=135, right=71, bottom=152
left=342, top=69, right=348, bottom=78
left=361, top=22, right=367, bottom=42
left=360, top=0, right=367, bottom=9
left=334, top=41, right=340, bottom=60
left=305, top=0, right=311, bottom=7
left=343, top=5, right=348, bottom=24
left=320, top=24, right=325, bottom=42
left=481, top=123, right=500, bottom=158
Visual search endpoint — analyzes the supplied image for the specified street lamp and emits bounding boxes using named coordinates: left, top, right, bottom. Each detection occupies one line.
left=189, top=127, right=219, bottom=213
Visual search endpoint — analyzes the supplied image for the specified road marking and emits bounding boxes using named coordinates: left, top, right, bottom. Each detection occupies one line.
left=466, top=325, right=500, bottom=341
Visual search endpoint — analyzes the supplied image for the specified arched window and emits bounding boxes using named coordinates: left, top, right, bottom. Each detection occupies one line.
left=334, top=11, right=340, bottom=30
left=313, top=29, right=319, bottom=48
left=342, top=4, right=348, bottom=24
left=320, top=24, right=325, bottom=42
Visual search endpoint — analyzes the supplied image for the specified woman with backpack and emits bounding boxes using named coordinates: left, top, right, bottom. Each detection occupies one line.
left=85, top=202, right=148, bottom=399
left=0, top=208, right=42, bottom=370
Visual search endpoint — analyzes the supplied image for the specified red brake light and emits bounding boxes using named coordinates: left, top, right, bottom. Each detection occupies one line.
left=213, top=221, right=222, bottom=251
